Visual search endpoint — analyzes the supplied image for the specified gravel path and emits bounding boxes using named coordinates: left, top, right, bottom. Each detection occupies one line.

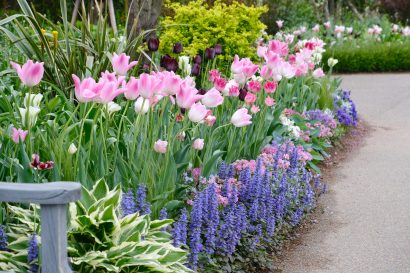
left=276, top=73, right=410, bottom=273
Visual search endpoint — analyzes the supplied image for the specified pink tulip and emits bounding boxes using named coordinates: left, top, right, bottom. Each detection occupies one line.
left=192, top=139, right=204, bottom=150
left=214, top=77, right=227, bottom=91
left=257, top=46, right=267, bottom=58
left=247, top=80, right=261, bottom=93
left=138, top=73, right=163, bottom=99
left=208, top=69, right=221, bottom=83
left=205, top=115, right=216, bottom=126
left=265, top=97, right=275, bottom=107
left=11, top=127, right=28, bottom=143
left=312, top=24, right=320, bottom=33
left=201, top=88, right=224, bottom=108
left=312, top=68, right=325, bottom=78
left=111, top=53, right=138, bottom=76
left=231, top=108, right=252, bottom=127
left=251, top=105, right=260, bottom=114
left=176, top=83, right=203, bottom=109
left=268, top=40, right=288, bottom=56
left=125, top=76, right=139, bottom=100
left=276, top=20, right=284, bottom=29
left=10, top=60, right=44, bottom=87
left=260, top=65, right=273, bottom=80
left=231, top=55, right=258, bottom=78
left=244, top=93, right=256, bottom=105
left=264, top=51, right=281, bottom=69
left=155, top=71, right=182, bottom=96
left=324, top=21, right=331, bottom=29
left=97, top=80, right=124, bottom=103
left=154, top=140, right=168, bottom=154
left=264, top=81, right=277, bottom=93
left=188, top=102, right=208, bottom=122
left=72, top=74, right=100, bottom=102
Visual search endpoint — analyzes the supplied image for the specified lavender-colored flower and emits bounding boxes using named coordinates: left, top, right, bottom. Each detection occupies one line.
left=159, top=208, right=168, bottom=220
left=135, top=184, right=151, bottom=215
left=173, top=208, right=188, bottom=247
left=121, top=189, right=135, bottom=217
left=218, top=161, right=228, bottom=179
left=28, top=234, right=39, bottom=273
left=204, top=184, right=219, bottom=255
left=0, top=225, right=7, bottom=250
left=334, top=90, right=358, bottom=126
left=290, top=207, right=304, bottom=226
left=188, top=193, right=204, bottom=269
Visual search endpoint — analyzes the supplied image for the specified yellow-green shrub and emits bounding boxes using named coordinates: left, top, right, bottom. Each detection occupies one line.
left=160, top=0, right=268, bottom=60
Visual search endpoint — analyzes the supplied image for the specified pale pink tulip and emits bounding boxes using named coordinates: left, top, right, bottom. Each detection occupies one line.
left=276, top=20, right=284, bottom=29
left=154, top=140, right=168, bottom=154
left=72, top=74, right=100, bottom=102
left=268, top=40, right=288, bottom=56
left=231, top=55, right=258, bottom=78
left=111, top=53, right=138, bottom=76
left=312, top=68, right=325, bottom=78
left=260, top=65, right=273, bottom=80
left=324, top=21, right=331, bottom=29
left=201, top=88, right=224, bottom=108
left=125, top=77, right=139, bottom=100
left=10, top=60, right=44, bottom=87
left=137, top=73, right=163, bottom=99
left=312, top=24, right=320, bottom=33
left=231, top=108, right=252, bottom=127
left=265, top=97, right=275, bottom=106
left=155, top=71, right=182, bottom=96
left=176, top=84, right=203, bottom=109
left=244, top=93, right=257, bottom=105
left=11, top=127, right=28, bottom=143
left=257, top=46, right=267, bottom=58
left=205, top=115, right=216, bottom=126
left=97, top=80, right=124, bottom=103
left=251, top=105, right=260, bottom=114
left=188, top=102, right=207, bottom=122
left=192, top=139, right=204, bottom=150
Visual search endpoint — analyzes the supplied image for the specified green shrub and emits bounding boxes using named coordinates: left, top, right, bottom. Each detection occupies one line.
left=160, top=0, right=268, bottom=59
left=324, top=40, right=410, bottom=72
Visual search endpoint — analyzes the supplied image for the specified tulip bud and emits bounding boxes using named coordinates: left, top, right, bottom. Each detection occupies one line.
left=192, top=139, right=204, bottom=150
left=205, top=48, right=215, bottom=60
left=147, top=37, right=160, bottom=52
left=191, top=63, right=201, bottom=76
left=134, top=97, right=150, bottom=114
left=160, top=55, right=179, bottom=72
left=173, top=42, right=183, bottom=54
left=68, top=143, right=77, bottom=154
left=193, top=55, right=202, bottom=64
left=154, top=140, right=168, bottom=154
left=238, top=88, right=248, bottom=101
left=214, top=44, right=222, bottom=55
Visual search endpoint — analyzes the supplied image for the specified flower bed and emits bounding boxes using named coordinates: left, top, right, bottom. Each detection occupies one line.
left=0, top=1, right=358, bottom=272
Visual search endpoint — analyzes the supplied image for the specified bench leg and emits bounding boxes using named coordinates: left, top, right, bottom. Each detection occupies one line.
left=40, top=204, right=72, bottom=273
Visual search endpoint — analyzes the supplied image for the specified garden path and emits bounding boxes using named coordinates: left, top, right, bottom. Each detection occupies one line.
left=276, top=73, right=410, bottom=273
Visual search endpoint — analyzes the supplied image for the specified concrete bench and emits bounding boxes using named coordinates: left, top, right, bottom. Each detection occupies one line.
left=0, top=182, right=81, bottom=273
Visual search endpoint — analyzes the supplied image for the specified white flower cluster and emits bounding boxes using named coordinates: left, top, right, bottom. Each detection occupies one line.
left=280, top=114, right=301, bottom=139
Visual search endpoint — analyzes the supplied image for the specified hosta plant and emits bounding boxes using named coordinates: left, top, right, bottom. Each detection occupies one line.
left=0, top=179, right=192, bottom=273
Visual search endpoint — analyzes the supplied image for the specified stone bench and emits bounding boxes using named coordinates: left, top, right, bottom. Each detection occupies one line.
left=0, top=182, right=81, bottom=273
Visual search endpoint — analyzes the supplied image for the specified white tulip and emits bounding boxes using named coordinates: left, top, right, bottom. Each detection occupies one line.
left=19, top=106, right=40, bottom=127
left=24, top=93, right=43, bottom=108
left=68, top=143, right=78, bottom=154
left=134, top=97, right=150, bottom=114
left=106, top=102, right=122, bottom=114
left=327, top=58, right=339, bottom=68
